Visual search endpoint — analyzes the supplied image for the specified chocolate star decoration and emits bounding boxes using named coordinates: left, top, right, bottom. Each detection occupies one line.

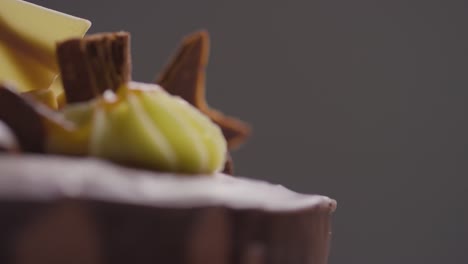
left=156, top=31, right=251, bottom=151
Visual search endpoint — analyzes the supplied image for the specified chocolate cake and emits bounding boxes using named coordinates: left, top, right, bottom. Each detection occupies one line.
left=0, top=1, right=337, bottom=264
left=0, top=155, right=336, bottom=264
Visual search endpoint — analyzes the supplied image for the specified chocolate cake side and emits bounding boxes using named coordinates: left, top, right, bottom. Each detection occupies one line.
left=0, top=155, right=336, bottom=264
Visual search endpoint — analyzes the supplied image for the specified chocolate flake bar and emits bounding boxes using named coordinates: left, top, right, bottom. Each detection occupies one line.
left=56, top=32, right=132, bottom=104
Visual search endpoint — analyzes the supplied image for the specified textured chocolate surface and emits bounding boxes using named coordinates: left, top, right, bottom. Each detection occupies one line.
left=56, top=32, right=132, bottom=104
left=0, top=155, right=335, bottom=264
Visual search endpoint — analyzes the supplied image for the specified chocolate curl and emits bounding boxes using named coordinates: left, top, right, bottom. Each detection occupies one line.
left=0, top=84, right=46, bottom=152
left=0, top=83, right=73, bottom=153
left=56, top=32, right=132, bottom=104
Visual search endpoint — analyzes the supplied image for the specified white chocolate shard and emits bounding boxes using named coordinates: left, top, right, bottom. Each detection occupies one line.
left=0, top=0, right=91, bottom=91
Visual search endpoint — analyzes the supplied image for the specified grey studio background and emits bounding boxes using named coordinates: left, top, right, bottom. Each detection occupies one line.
left=30, top=0, right=467, bottom=263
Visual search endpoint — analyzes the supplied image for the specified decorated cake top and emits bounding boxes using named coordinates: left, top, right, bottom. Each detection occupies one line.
left=0, top=0, right=250, bottom=175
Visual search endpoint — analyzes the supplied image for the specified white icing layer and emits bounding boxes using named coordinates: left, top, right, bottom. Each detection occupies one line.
left=0, top=155, right=336, bottom=212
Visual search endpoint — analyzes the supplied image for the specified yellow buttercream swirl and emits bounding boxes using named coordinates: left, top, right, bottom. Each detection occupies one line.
left=47, top=82, right=227, bottom=174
